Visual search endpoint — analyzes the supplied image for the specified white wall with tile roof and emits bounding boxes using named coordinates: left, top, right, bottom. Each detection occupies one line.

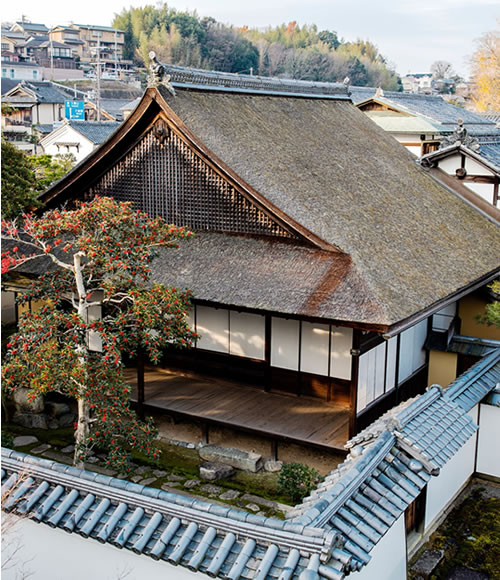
left=349, top=514, right=407, bottom=580
left=424, top=406, right=478, bottom=529
left=3, top=518, right=201, bottom=580
left=476, top=403, right=500, bottom=478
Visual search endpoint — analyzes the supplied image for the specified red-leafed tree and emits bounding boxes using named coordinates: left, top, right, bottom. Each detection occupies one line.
left=2, top=197, right=197, bottom=470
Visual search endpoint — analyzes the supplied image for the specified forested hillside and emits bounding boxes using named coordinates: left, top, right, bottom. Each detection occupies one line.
left=113, top=4, right=401, bottom=89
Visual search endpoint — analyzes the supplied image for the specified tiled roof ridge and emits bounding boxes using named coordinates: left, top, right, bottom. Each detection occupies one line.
left=1, top=448, right=332, bottom=551
left=290, top=350, right=500, bottom=528
left=166, top=64, right=350, bottom=100
left=446, top=347, right=500, bottom=408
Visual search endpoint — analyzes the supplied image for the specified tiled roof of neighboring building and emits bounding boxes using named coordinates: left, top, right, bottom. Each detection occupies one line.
left=13, top=21, right=48, bottom=33
left=476, top=134, right=500, bottom=169
left=2, top=349, right=499, bottom=579
left=67, top=120, right=121, bottom=144
left=4, top=81, right=68, bottom=103
left=351, top=88, right=498, bottom=136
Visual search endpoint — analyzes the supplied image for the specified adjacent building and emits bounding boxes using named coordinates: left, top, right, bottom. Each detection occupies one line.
left=40, top=119, right=120, bottom=162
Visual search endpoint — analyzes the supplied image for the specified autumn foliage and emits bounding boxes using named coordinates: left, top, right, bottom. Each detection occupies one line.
left=2, top=197, right=197, bottom=471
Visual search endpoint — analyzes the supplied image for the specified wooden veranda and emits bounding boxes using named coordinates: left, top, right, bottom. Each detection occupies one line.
left=126, top=366, right=350, bottom=455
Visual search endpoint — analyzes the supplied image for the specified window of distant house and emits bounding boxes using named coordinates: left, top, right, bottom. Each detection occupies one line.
left=1, top=43, right=8, bottom=51
left=33, top=70, right=38, bottom=78
left=10, top=69, right=14, bottom=78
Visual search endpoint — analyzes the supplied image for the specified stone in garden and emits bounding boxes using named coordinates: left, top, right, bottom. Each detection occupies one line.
left=199, top=445, right=262, bottom=472
left=200, top=484, right=222, bottom=495
left=219, top=490, right=240, bottom=501
left=131, top=475, right=143, bottom=483
left=242, top=494, right=277, bottom=509
left=245, top=503, right=260, bottom=512
left=45, top=402, right=71, bottom=418
left=135, top=466, right=150, bottom=475
left=167, top=474, right=184, bottom=482
left=411, top=550, right=444, bottom=578
left=153, top=470, right=167, bottom=478
left=162, top=482, right=181, bottom=490
left=200, top=461, right=235, bottom=481
left=140, top=477, right=157, bottom=487
left=58, top=414, right=76, bottom=428
left=445, top=567, right=489, bottom=580
left=86, top=456, right=99, bottom=464
left=12, top=388, right=44, bottom=414
left=48, top=420, right=60, bottom=429
left=184, top=479, right=201, bottom=489
left=264, top=460, right=283, bottom=473
left=13, top=412, right=48, bottom=430
left=13, top=435, right=39, bottom=447
left=31, top=444, right=51, bottom=454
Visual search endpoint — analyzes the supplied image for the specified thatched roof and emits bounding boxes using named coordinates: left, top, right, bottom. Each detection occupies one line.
left=37, top=77, right=500, bottom=330
left=159, top=87, right=499, bottom=324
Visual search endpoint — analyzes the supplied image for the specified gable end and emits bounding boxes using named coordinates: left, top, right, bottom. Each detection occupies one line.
left=88, top=116, right=299, bottom=240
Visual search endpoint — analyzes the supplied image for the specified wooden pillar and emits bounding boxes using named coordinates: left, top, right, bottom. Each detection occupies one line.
left=137, top=349, right=145, bottom=420
left=348, top=329, right=361, bottom=438
left=264, top=314, right=272, bottom=392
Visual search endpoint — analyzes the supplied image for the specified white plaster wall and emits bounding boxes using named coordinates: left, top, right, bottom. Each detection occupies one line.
left=424, top=406, right=478, bottom=530
left=300, top=321, right=330, bottom=376
left=466, top=182, right=495, bottom=205
left=196, top=306, right=229, bottom=353
left=2, top=518, right=201, bottom=580
left=43, top=126, right=94, bottom=163
left=271, top=317, right=299, bottom=370
left=464, top=157, right=493, bottom=177
left=349, top=514, right=407, bottom=580
left=476, top=403, right=500, bottom=478
left=404, top=144, right=421, bottom=157
left=229, top=311, right=265, bottom=360
left=330, top=326, right=352, bottom=380
left=439, top=154, right=462, bottom=175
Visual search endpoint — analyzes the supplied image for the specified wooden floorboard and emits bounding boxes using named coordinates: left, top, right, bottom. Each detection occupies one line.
left=125, top=367, right=350, bottom=450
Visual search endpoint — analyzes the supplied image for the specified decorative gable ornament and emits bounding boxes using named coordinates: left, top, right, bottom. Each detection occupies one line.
left=147, top=51, right=175, bottom=96
left=439, top=118, right=480, bottom=152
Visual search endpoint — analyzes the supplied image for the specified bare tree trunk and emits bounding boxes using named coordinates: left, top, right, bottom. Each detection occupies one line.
left=72, top=252, right=90, bottom=469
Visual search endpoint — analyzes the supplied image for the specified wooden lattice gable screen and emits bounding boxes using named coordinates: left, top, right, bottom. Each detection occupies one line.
left=87, top=117, right=297, bottom=239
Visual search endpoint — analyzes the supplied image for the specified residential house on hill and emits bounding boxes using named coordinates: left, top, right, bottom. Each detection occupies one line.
left=40, top=119, right=121, bottom=162
left=26, top=66, right=499, bottom=457
left=2, top=80, right=117, bottom=152
left=351, top=87, right=499, bottom=157
left=1, top=80, right=67, bottom=152
left=9, top=20, right=49, bottom=38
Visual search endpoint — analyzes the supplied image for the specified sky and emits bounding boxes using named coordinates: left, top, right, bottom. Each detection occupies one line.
left=2, top=0, right=499, bottom=78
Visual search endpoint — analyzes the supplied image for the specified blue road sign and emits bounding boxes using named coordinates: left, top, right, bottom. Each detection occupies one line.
left=64, top=100, right=85, bottom=120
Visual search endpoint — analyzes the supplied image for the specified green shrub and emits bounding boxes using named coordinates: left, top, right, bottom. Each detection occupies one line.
left=1, top=430, right=14, bottom=448
left=277, top=462, right=321, bottom=503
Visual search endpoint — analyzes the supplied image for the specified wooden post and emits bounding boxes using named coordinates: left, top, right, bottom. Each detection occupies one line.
left=348, top=330, right=361, bottom=438
left=137, top=349, right=145, bottom=420
left=264, top=314, right=272, bottom=392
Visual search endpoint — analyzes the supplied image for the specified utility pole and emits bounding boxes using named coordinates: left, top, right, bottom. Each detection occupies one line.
left=49, top=28, right=54, bottom=81
left=94, top=31, right=102, bottom=122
